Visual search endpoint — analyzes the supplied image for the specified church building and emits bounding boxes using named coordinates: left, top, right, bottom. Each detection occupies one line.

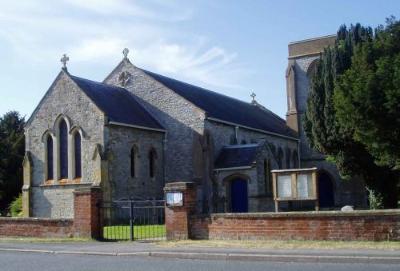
left=22, top=36, right=366, bottom=218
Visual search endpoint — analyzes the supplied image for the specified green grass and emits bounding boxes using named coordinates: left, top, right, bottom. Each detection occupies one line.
left=102, top=224, right=166, bottom=240
left=158, top=240, right=400, bottom=250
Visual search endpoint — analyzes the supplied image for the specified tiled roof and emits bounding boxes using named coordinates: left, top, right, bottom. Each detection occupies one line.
left=140, top=69, right=297, bottom=138
left=214, top=144, right=259, bottom=169
left=70, top=75, right=164, bottom=131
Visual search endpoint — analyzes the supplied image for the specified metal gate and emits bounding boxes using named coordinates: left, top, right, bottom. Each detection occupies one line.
left=99, top=199, right=166, bottom=241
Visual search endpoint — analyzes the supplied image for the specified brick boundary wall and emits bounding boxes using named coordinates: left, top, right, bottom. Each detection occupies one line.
left=0, top=217, right=74, bottom=238
left=165, top=181, right=400, bottom=242
left=0, top=186, right=102, bottom=239
left=164, top=182, right=197, bottom=240
left=189, top=210, right=400, bottom=241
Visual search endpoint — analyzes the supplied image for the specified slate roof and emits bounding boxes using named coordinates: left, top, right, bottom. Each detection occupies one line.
left=214, top=144, right=259, bottom=169
left=140, top=69, right=297, bottom=138
left=69, top=75, right=164, bottom=131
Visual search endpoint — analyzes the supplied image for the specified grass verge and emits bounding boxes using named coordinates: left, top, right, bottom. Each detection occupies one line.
left=157, top=239, right=400, bottom=251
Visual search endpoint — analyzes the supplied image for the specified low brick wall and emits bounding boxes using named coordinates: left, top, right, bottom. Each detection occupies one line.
left=190, top=210, right=400, bottom=241
left=0, top=217, right=74, bottom=238
left=0, top=187, right=102, bottom=239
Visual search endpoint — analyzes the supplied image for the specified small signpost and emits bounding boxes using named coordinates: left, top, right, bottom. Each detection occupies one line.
left=271, top=167, right=319, bottom=212
left=166, top=192, right=183, bottom=207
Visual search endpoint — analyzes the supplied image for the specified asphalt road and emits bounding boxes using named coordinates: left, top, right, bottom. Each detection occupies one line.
left=0, top=251, right=398, bottom=271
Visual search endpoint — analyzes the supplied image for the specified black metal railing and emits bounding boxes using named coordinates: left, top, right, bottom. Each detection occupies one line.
left=99, top=199, right=166, bottom=241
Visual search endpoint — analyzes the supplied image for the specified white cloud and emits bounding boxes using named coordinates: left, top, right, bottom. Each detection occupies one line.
left=69, top=37, right=127, bottom=61
left=64, top=0, right=156, bottom=17
left=0, top=0, right=250, bottom=90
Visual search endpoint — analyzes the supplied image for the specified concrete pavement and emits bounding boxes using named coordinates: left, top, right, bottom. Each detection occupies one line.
left=1, top=251, right=399, bottom=271
left=0, top=241, right=399, bottom=264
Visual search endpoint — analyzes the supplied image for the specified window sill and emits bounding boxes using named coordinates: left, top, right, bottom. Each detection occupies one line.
left=40, top=178, right=89, bottom=187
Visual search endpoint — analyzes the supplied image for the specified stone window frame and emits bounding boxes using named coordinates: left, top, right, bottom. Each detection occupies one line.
left=130, top=144, right=139, bottom=178
left=285, top=148, right=292, bottom=169
left=70, top=126, right=84, bottom=180
left=58, top=118, right=69, bottom=179
left=277, top=147, right=284, bottom=169
left=41, top=114, right=85, bottom=185
left=292, top=150, right=299, bottom=168
left=41, top=130, right=55, bottom=183
left=264, top=159, right=273, bottom=196
left=148, top=147, right=157, bottom=178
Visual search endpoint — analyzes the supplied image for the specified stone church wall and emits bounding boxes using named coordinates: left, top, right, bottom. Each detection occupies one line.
left=207, top=120, right=298, bottom=212
left=26, top=72, right=106, bottom=218
left=205, top=120, right=299, bottom=168
left=104, top=64, right=207, bottom=184
left=106, top=125, right=165, bottom=200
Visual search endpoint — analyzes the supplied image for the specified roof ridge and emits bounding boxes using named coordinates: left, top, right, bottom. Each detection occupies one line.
left=138, top=68, right=296, bottom=138
left=139, top=68, right=261, bottom=110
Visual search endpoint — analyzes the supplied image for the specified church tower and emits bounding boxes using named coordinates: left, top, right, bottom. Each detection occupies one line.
left=285, top=35, right=336, bottom=133
left=284, top=35, right=367, bottom=209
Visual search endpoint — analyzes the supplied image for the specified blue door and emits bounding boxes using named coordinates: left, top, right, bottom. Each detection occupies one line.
left=231, top=178, right=248, bottom=213
left=318, top=172, right=334, bottom=208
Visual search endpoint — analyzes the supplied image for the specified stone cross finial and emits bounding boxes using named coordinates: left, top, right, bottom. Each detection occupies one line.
left=123, top=48, right=129, bottom=59
left=250, top=92, right=256, bottom=104
left=60, top=54, right=69, bottom=69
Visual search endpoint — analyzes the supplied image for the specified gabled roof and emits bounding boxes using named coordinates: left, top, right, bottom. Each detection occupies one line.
left=140, top=69, right=297, bottom=139
left=214, top=144, right=259, bottom=170
left=69, top=75, right=164, bottom=131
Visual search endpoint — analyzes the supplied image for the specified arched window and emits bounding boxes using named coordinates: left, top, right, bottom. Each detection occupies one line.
left=286, top=148, right=291, bottom=169
left=277, top=148, right=283, bottom=169
left=59, top=119, right=68, bottom=179
left=130, top=146, right=137, bottom=178
left=264, top=159, right=272, bottom=195
left=293, top=150, right=299, bottom=168
left=149, top=148, right=157, bottom=178
left=47, top=135, right=53, bottom=180
left=74, top=132, right=82, bottom=178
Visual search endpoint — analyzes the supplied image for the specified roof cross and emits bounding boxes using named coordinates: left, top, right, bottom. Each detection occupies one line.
left=60, top=54, right=69, bottom=70
left=250, top=92, right=256, bottom=104
left=123, top=48, right=129, bottom=59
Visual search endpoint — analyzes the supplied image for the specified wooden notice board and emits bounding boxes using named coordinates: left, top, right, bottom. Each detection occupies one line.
left=271, top=168, right=318, bottom=212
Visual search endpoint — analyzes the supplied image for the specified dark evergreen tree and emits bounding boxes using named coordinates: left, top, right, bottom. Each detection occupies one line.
left=304, top=21, right=399, bottom=208
left=0, top=111, right=25, bottom=214
left=334, top=17, right=400, bottom=207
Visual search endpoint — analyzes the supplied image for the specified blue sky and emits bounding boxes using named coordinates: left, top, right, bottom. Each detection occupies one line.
left=1, top=0, right=399, bottom=119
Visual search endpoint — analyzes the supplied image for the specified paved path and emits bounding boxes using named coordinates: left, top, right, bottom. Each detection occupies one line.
left=0, top=251, right=399, bottom=271
left=0, top=241, right=399, bottom=264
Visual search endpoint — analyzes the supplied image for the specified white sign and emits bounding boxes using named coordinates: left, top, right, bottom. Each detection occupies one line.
left=277, top=175, right=292, bottom=198
left=166, top=192, right=183, bottom=206
left=297, top=174, right=309, bottom=198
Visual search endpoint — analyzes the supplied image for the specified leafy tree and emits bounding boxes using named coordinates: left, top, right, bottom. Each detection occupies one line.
left=9, top=194, right=22, bottom=217
left=334, top=17, right=400, bottom=207
left=304, top=20, right=399, bottom=208
left=0, top=111, right=25, bottom=214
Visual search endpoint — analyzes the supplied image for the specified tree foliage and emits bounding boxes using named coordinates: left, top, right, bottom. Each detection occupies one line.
left=0, top=111, right=25, bottom=214
left=335, top=17, right=400, bottom=170
left=304, top=19, right=399, bottom=208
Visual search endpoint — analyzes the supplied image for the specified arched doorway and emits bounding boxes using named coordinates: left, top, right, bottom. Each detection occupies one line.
left=318, top=171, right=335, bottom=208
left=230, top=178, right=248, bottom=213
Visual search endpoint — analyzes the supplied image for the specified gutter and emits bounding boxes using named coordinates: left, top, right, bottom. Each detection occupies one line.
left=108, top=121, right=166, bottom=133
left=214, top=166, right=253, bottom=172
left=206, top=117, right=299, bottom=142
